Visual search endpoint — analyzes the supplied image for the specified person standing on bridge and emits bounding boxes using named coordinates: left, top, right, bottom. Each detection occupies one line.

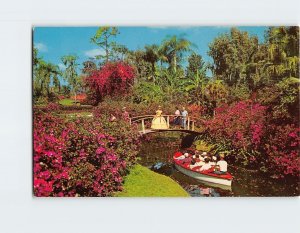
left=173, top=107, right=181, bottom=128
left=151, top=106, right=169, bottom=129
left=181, top=107, right=188, bottom=129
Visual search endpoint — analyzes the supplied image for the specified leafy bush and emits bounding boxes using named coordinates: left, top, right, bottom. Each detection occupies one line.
left=193, top=140, right=213, bottom=152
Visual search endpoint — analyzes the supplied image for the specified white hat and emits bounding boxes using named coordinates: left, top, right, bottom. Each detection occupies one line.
left=184, top=153, right=189, bottom=157
left=202, top=152, right=207, bottom=156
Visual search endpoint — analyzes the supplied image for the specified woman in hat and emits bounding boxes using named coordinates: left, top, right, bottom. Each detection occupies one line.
left=151, top=106, right=169, bottom=129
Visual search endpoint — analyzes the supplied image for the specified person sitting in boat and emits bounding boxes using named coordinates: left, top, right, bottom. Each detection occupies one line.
left=181, top=153, right=192, bottom=166
left=151, top=106, right=169, bottom=129
left=192, top=150, right=201, bottom=160
left=209, top=156, right=217, bottom=166
left=175, top=152, right=188, bottom=161
left=201, top=151, right=207, bottom=158
left=214, top=153, right=228, bottom=174
left=190, top=157, right=205, bottom=169
left=199, top=158, right=212, bottom=171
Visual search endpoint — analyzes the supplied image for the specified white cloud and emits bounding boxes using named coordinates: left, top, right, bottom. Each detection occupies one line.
left=84, top=48, right=105, bottom=58
left=58, top=63, right=66, bottom=70
left=35, top=42, right=48, bottom=52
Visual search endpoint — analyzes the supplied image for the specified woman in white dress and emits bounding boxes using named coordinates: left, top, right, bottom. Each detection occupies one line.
left=151, top=106, right=169, bottom=129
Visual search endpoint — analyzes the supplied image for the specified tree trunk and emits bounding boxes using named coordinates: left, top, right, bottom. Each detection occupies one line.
left=74, top=91, right=77, bottom=105
left=173, top=55, right=177, bottom=73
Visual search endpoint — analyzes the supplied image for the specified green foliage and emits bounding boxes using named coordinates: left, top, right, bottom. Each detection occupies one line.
left=186, top=53, right=205, bottom=79
left=208, top=28, right=259, bottom=87
left=230, top=83, right=251, bottom=101
left=193, top=140, right=214, bottom=152
left=61, top=55, right=82, bottom=102
left=33, top=48, right=61, bottom=102
left=132, top=81, right=164, bottom=104
left=115, top=164, right=189, bottom=197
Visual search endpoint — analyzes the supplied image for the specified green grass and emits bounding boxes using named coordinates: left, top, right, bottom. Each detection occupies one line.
left=59, top=98, right=75, bottom=106
left=116, top=164, right=189, bottom=197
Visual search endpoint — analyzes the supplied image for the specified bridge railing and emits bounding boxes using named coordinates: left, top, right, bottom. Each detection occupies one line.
left=129, top=115, right=197, bottom=133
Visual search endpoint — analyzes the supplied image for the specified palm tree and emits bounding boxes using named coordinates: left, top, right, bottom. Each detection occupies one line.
left=160, top=35, right=192, bottom=72
left=143, top=44, right=160, bottom=81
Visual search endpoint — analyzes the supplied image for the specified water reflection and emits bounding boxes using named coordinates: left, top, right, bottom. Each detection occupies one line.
left=139, top=132, right=299, bottom=197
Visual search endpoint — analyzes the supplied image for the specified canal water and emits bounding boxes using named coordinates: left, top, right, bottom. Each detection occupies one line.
left=138, top=132, right=299, bottom=197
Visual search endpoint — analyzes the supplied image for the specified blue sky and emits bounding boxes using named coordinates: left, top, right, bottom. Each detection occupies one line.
left=33, top=26, right=267, bottom=75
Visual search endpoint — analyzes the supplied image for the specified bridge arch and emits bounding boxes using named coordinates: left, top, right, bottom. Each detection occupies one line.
left=129, top=115, right=200, bottom=135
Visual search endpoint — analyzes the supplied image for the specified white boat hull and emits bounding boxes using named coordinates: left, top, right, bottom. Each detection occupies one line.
left=175, top=164, right=232, bottom=186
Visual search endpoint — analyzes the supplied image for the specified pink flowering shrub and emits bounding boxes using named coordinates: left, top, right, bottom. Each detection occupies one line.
left=202, top=100, right=300, bottom=177
left=264, top=124, right=300, bottom=177
left=33, top=111, right=140, bottom=197
left=204, top=101, right=266, bottom=151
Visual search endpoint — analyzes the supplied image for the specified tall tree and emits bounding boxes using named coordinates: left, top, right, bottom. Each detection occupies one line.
left=61, top=55, right=80, bottom=102
left=144, top=44, right=159, bottom=75
left=33, top=49, right=60, bottom=101
left=208, top=28, right=259, bottom=87
left=182, top=53, right=208, bottom=104
left=126, top=49, right=151, bottom=83
left=186, top=53, right=206, bottom=79
left=90, top=27, right=119, bottom=63
left=112, top=44, right=129, bottom=61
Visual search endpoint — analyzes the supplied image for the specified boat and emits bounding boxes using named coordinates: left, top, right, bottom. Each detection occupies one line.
left=173, top=151, right=233, bottom=186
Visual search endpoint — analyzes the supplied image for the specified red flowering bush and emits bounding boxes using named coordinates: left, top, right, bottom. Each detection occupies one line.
left=33, top=110, right=140, bottom=197
left=187, top=104, right=206, bottom=118
left=264, top=124, right=300, bottom=177
left=85, top=62, right=135, bottom=104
